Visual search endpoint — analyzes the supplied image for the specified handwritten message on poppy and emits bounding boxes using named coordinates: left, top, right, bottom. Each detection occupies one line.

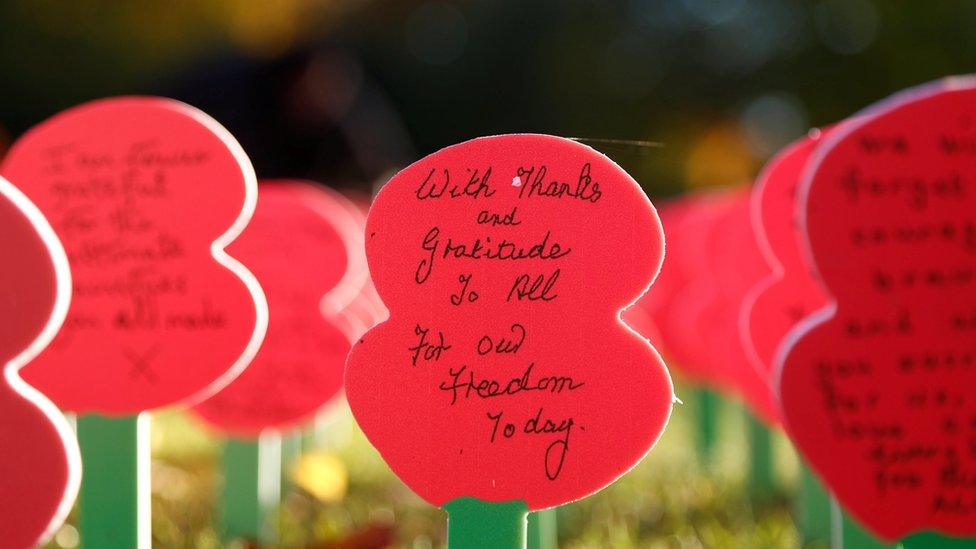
left=780, top=79, right=976, bottom=540
left=346, top=134, right=672, bottom=509
left=1, top=98, right=266, bottom=414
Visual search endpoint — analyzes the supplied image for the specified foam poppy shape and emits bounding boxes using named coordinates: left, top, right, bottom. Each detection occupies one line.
left=193, top=181, right=365, bottom=435
left=663, top=192, right=735, bottom=387
left=699, top=188, right=781, bottom=425
left=779, top=77, right=976, bottom=540
left=741, top=131, right=830, bottom=380
left=346, top=134, right=673, bottom=510
left=1, top=97, right=268, bottom=414
left=0, top=176, right=79, bottom=547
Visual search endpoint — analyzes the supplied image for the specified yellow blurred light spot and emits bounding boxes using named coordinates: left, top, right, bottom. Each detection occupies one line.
left=291, top=451, right=348, bottom=502
left=54, top=524, right=79, bottom=548
left=224, top=0, right=322, bottom=57
left=685, top=123, right=758, bottom=188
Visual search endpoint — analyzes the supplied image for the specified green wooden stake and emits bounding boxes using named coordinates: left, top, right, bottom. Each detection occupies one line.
left=830, top=498, right=892, bottom=549
left=797, top=462, right=831, bottom=545
left=526, top=508, right=557, bottom=549
left=300, top=425, right=318, bottom=452
left=445, top=497, right=528, bottom=549
left=221, top=434, right=281, bottom=545
left=900, top=532, right=974, bottom=548
left=77, top=414, right=149, bottom=549
left=747, top=413, right=774, bottom=500
left=280, top=431, right=302, bottom=498
left=697, top=388, right=718, bottom=464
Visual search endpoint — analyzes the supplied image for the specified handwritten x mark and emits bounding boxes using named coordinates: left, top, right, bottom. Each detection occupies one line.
left=124, top=344, right=161, bottom=384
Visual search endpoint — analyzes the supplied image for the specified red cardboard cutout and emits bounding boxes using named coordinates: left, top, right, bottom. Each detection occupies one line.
left=193, top=181, right=362, bottom=436
left=741, top=133, right=828, bottom=381
left=779, top=78, right=976, bottom=540
left=0, top=177, right=79, bottom=547
left=345, top=134, right=673, bottom=510
left=1, top=97, right=268, bottom=414
left=701, top=189, right=779, bottom=424
left=663, top=192, right=735, bottom=385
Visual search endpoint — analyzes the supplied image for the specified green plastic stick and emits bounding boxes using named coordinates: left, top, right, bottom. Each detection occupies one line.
left=300, top=424, right=319, bottom=452
left=221, top=434, right=281, bottom=545
left=747, top=413, right=774, bottom=500
left=697, top=388, right=718, bottom=464
left=830, top=498, right=892, bottom=549
left=526, top=508, right=557, bottom=549
left=77, top=414, right=149, bottom=549
left=797, top=462, right=831, bottom=545
left=445, top=497, right=528, bottom=549
left=830, top=501, right=975, bottom=548
left=280, top=431, right=302, bottom=498
left=900, top=532, right=975, bottom=548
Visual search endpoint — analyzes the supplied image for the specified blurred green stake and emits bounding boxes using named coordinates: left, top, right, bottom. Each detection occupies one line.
left=527, top=508, right=558, bottom=549
left=280, top=431, right=302, bottom=498
left=747, top=413, right=774, bottom=501
left=222, top=435, right=281, bottom=545
left=445, top=497, right=528, bottom=548
left=831, top=498, right=893, bottom=549
left=833, top=498, right=975, bottom=548
left=797, top=462, right=831, bottom=546
left=900, top=532, right=975, bottom=548
left=77, top=414, right=149, bottom=549
left=697, top=388, right=718, bottom=465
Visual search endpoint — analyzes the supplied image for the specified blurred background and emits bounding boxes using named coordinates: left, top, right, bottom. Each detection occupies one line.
left=5, top=1, right=974, bottom=547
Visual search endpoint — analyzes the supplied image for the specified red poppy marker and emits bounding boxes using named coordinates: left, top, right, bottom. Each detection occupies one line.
left=192, top=180, right=364, bottom=543
left=623, top=197, right=720, bottom=462
left=779, top=77, right=976, bottom=546
left=741, top=133, right=829, bottom=381
left=662, top=193, right=733, bottom=387
left=702, top=188, right=779, bottom=425
left=193, top=181, right=364, bottom=436
left=345, top=134, right=673, bottom=547
left=739, top=131, right=836, bottom=538
left=0, top=177, right=77, bottom=548
left=686, top=189, right=780, bottom=499
left=1, top=97, right=268, bottom=548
